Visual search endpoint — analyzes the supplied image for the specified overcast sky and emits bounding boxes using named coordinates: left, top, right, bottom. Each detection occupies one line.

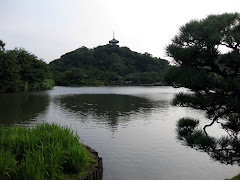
left=1, top=0, right=239, bottom=63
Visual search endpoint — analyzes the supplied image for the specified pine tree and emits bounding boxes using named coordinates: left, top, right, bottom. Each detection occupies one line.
left=166, top=13, right=240, bottom=165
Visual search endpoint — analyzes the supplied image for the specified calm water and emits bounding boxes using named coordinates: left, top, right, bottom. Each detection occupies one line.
left=0, top=86, right=239, bottom=180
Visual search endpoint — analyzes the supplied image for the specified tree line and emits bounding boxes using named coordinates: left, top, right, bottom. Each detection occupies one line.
left=0, top=40, right=170, bottom=92
left=0, top=40, right=54, bottom=93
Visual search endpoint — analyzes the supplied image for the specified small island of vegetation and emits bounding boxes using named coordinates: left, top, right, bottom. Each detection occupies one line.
left=49, top=45, right=170, bottom=86
left=0, top=123, right=97, bottom=180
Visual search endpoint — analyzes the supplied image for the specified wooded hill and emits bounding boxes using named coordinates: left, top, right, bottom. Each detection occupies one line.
left=49, top=45, right=170, bottom=86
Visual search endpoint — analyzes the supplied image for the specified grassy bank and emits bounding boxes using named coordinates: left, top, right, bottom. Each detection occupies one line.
left=231, top=174, right=240, bottom=180
left=0, top=123, right=93, bottom=180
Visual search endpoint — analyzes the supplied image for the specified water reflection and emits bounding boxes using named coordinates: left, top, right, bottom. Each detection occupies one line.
left=0, top=92, right=50, bottom=125
left=55, top=94, right=168, bottom=130
left=0, top=86, right=238, bottom=180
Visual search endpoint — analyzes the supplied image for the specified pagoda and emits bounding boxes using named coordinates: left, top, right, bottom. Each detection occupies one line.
left=109, top=31, right=119, bottom=46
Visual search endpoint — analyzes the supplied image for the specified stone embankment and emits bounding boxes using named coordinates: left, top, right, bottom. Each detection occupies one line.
left=79, top=145, right=103, bottom=180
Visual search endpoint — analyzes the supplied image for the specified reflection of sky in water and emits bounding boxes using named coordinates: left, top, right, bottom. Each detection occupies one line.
left=46, top=86, right=188, bottom=96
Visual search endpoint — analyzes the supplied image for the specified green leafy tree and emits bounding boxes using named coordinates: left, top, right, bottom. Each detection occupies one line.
left=0, top=48, right=22, bottom=92
left=166, top=13, right=240, bottom=165
left=0, top=41, right=54, bottom=92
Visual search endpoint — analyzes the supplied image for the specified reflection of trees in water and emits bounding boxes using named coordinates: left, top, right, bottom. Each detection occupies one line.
left=57, top=94, right=167, bottom=129
left=0, top=93, right=50, bottom=125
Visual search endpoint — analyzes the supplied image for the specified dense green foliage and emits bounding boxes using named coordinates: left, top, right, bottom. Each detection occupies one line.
left=49, top=45, right=169, bottom=86
left=231, top=173, right=240, bottom=180
left=0, top=40, right=54, bottom=93
left=166, top=13, right=240, bottom=165
left=0, top=123, right=92, bottom=180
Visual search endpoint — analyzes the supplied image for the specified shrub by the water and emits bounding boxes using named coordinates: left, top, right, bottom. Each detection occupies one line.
left=0, top=123, right=92, bottom=180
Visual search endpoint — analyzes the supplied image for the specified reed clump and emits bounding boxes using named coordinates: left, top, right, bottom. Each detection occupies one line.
left=0, top=123, right=92, bottom=180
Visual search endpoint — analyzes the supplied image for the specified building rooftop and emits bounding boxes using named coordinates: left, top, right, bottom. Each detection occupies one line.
left=109, top=38, right=119, bottom=44
left=108, top=31, right=119, bottom=46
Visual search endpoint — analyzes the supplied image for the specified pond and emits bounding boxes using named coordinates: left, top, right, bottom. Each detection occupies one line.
left=0, top=86, right=238, bottom=180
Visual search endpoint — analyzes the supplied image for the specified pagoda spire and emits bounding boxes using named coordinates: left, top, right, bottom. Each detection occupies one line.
left=109, top=31, right=119, bottom=46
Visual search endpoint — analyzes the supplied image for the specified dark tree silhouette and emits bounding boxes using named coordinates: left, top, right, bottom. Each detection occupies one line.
left=166, top=13, right=240, bottom=165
